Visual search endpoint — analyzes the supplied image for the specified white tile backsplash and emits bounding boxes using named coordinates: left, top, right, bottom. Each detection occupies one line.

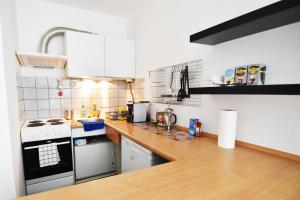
left=71, top=88, right=83, bottom=99
left=25, top=100, right=37, bottom=110
left=101, top=98, right=110, bottom=107
left=109, top=98, right=119, bottom=107
left=25, top=111, right=38, bottom=120
left=109, top=89, right=119, bottom=98
left=17, top=87, right=24, bottom=101
left=16, top=76, right=23, bottom=87
left=38, top=110, right=50, bottom=119
left=70, top=80, right=81, bottom=88
left=118, top=88, right=127, bottom=98
left=36, top=89, right=49, bottom=100
left=61, top=89, right=71, bottom=99
left=37, top=100, right=50, bottom=110
left=50, top=109, right=62, bottom=118
left=109, top=81, right=119, bottom=89
left=36, top=77, right=48, bottom=88
left=118, top=98, right=127, bottom=107
left=61, top=99, right=71, bottom=109
left=23, top=77, right=35, bottom=88
left=50, top=99, right=61, bottom=110
left=48, top=77, right=59, bottom=88
left=101, top=107, right=110, bottom=113
left=49, top=89, right=60, bottom=99
left=110, top=107, right=118, bottom=112
left=17, top=76, right=137, bottom=120
left=62, top=80, right=71, bottom=89
left=24, top=88, right=36, bottom=100
left=99, top=89, right=109, bottom=98
left=71, top=98, right=82, bottom=109
left=83, top=98, right=91, bottom=109
left=95, top=98, right=102, bottom=107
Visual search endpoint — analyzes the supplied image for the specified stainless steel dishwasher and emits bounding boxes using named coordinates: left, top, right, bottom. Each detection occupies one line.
left=72, top=128, right=116, bottom=181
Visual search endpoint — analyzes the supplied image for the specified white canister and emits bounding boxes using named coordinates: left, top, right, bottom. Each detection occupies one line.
left=218, top=109, right=238, bottom=149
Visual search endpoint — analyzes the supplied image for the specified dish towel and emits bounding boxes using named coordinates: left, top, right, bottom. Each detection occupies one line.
left=38, top=143, right=61, bottom=168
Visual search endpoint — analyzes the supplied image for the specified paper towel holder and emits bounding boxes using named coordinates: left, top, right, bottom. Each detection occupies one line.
left=218, top=109, right=238, bottom=149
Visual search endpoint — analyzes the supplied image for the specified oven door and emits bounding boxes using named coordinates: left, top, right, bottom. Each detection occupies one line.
left=22, top=137, right=73, bottom=180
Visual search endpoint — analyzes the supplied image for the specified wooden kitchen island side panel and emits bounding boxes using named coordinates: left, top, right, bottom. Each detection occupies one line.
left=17, top=120, right=300, bottom=200
left=106, top=125, right=121, bottom=144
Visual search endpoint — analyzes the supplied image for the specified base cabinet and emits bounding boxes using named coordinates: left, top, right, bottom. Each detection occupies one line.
left=121, top=136, right=153, bottom=173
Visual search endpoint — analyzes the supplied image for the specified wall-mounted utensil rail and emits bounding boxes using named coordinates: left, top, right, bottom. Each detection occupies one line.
left=149, top=59, right=202, bottom=106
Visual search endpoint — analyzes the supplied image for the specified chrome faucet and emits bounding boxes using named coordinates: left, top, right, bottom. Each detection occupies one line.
left=163, top=108, right=177, bottom=136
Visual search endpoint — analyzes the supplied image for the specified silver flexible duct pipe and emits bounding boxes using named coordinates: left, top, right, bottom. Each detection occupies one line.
left=39, top=27, right=97, bottom=53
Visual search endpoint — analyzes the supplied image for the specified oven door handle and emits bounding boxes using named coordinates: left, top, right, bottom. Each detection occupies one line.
left=24, top=141, right=70, bottom=150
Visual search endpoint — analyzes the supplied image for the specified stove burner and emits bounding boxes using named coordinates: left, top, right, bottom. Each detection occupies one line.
left=51, top=122, right=64, bottom=125
left=27, top=123, right=46, bottom=127
left=47, top=119, right=63, bottom=123
left=28, top=120, right=43, bottom=124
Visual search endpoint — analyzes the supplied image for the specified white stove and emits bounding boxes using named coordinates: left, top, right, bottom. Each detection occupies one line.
left=21, top=119, right=71, bottom=143
left=21, top=118, right=74, bottom=195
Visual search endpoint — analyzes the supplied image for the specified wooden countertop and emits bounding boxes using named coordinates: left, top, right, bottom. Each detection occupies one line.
left=69, top=119, right=83, bottom=128
left=18, top=120, right=300, bottom=199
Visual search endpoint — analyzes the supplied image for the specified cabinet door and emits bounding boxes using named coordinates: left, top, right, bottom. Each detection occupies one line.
left=121, top=136, right=132, bottom=173
left=105, top=37, right=135, bottom=78
left=65, top=31, right=105, bottom=77
left=121, top=136, right=152, bottom=173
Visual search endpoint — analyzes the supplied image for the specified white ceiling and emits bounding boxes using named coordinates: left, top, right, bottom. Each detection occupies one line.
left=43, top=0, right=147, bottom=18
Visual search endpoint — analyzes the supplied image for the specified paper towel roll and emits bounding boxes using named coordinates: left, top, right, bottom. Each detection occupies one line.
left=218, top=109, right=238, bottom=149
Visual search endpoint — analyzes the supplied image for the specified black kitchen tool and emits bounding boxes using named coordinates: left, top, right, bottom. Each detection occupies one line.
left=170, top=67, right=174, bottom=92
left=185, top=65, right=190, bottom=98
left=177, top=70, right=185, bottom=101
left=182, top=69, right=187, bottom=98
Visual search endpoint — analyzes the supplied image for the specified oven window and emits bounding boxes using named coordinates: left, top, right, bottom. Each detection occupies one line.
left=22, top=137, right=73, bottom=180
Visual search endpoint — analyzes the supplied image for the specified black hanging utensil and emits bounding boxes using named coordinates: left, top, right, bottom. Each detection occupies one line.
left=170, top=67, right=174, bottom=92
left=182, top=69, right=187, bottom=98
left=177, top=70, right=185, bottom=101
left=185, top=65, right=190, bottom=98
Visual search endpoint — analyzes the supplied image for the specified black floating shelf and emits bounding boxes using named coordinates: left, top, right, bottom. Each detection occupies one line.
left=190, top=1, right=300, bottom=45
left=189, top=84, right=300, bottom=95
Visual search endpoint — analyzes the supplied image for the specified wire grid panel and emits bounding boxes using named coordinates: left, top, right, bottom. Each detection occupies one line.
left=149, top=59, right=202, bottom=106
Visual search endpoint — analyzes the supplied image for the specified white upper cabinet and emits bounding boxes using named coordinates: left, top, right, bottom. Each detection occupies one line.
left=65, top=31, right=105, bottom=77
left=105, top=37, right=135, bottom=78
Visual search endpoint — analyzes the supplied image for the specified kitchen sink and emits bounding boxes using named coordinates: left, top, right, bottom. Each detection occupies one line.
left=132, top=122, right=193, bottom=141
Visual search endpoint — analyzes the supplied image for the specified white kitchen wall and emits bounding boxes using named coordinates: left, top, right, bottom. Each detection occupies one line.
left=0, top=0, right=25, bottom=198
left=0, top=19, right=18, bottom=200
left=16, top=0, right=127, bottom=53
left=127, top=0, right=300, bottom=155
left=16, top=0, right=128, bottom=77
